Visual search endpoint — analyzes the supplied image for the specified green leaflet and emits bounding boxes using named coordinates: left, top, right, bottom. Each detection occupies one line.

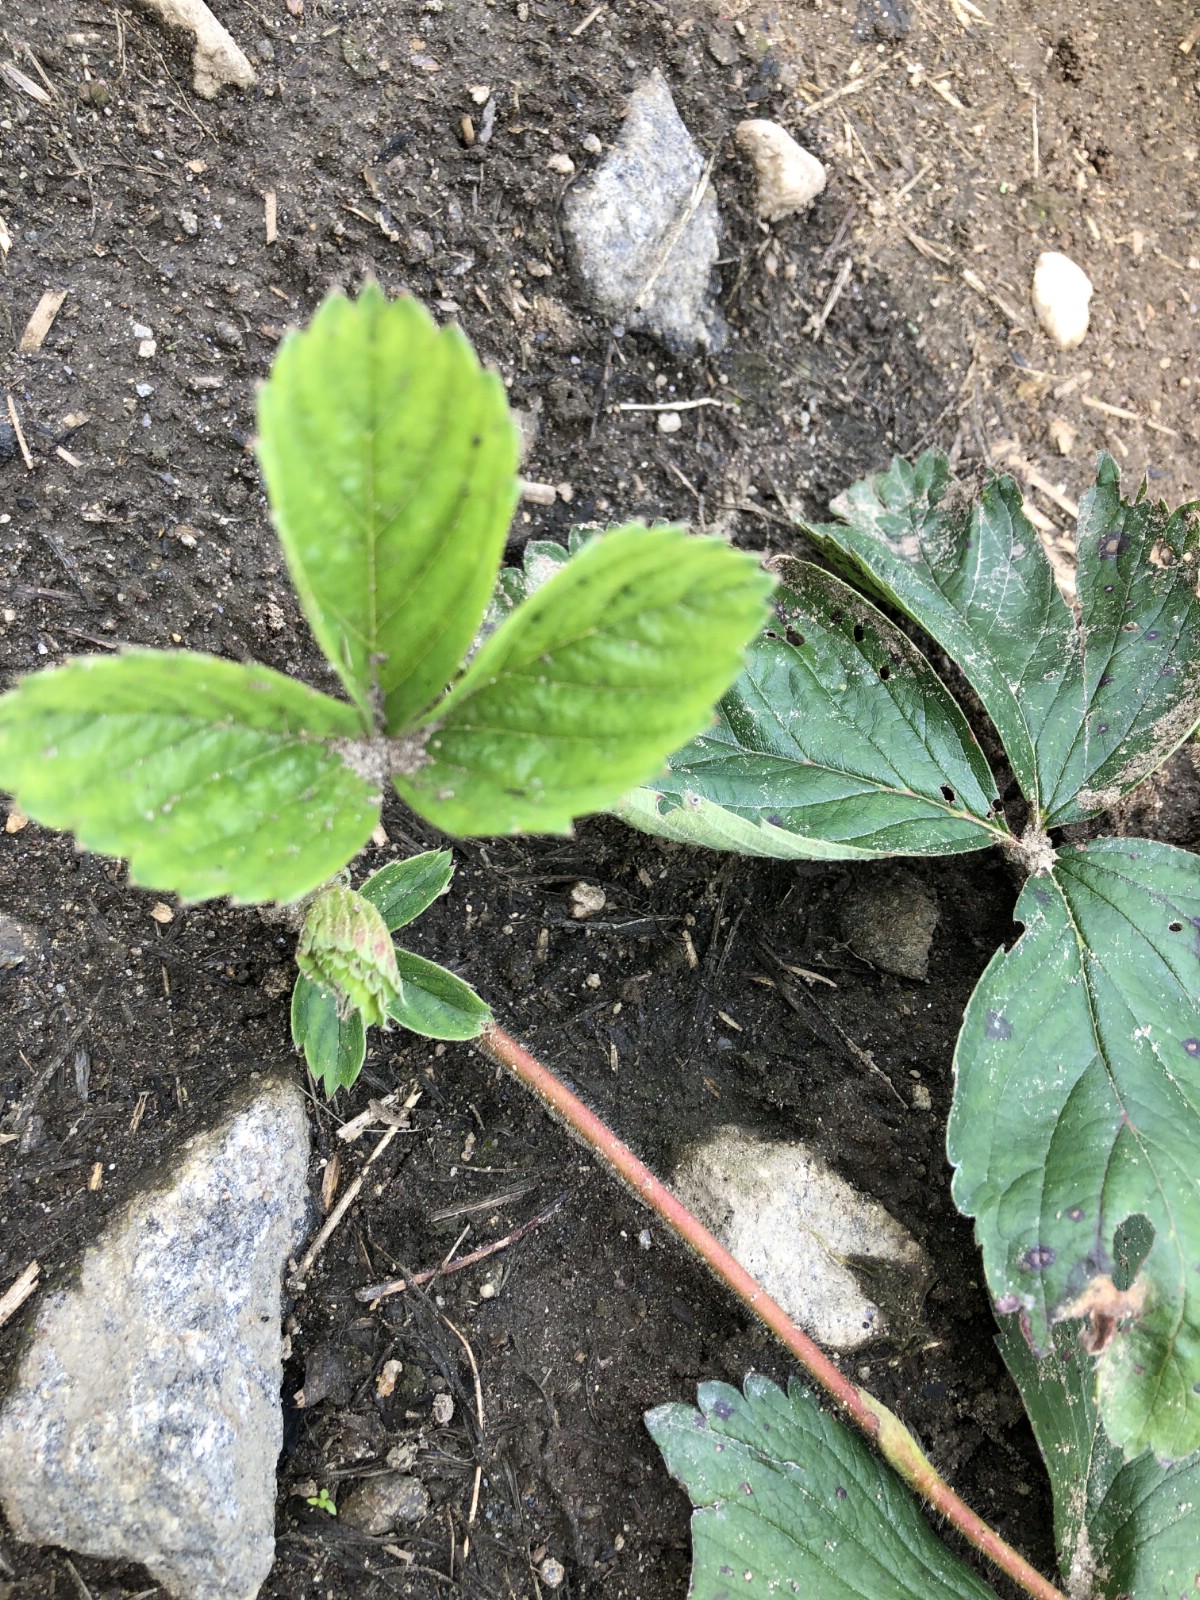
left=949, top=838, right=1200, bottom=1461
left=396, top=523, right=774, bottom=836
left=291, top=973, right=366, bottom=1094
left=618, top=563, right=1005, bottom=859
left=257, top=283, right=520, bottom=734
left=806, top=453, right=1200, bottom=827
left=390, top=949, right=490, bottom=1040
left=998, top=1320, right=1200, bottom=1599
left=358, top=850, right=454, bottom=930
left=0, top=651, right=377, bottom=904
left=647, top=1377, right=998, bottom=1600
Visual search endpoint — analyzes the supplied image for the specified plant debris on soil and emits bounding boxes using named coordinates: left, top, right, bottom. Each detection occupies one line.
left=2, top=0, right=1199, bottom=1596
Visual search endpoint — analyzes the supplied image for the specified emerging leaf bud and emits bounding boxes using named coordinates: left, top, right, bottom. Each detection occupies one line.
left=297, top=885, right=402, bottom=1031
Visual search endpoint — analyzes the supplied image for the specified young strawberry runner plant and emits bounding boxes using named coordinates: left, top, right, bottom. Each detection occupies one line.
left=613, top=452, right=1200, bottom=1597
left=0, top=286, right=1168, bottom=1599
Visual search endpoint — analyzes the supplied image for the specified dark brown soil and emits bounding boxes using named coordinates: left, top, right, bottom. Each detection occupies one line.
left=2, top=1, right=1199, bottom=1597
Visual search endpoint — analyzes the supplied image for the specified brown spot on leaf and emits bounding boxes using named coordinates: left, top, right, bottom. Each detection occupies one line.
left=1055, top=1273, right=1146, bottom=1354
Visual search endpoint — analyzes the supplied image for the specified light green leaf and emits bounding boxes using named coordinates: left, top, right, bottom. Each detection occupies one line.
left=647, top=1377, right=998, bottom=1600
left=395, top=523, right=774, bottom=836
left=390, top=949, right=490, bottom=1039
left=291, top=974, right=366, bottom=1095
left=257, top=283, right=520, bottom=733
left=998, top=1320, right=1200, bottom=1600
left=617, top=562, right=1005, bottom=858
left=359, top=850, right=454, bottom=930
left=807, top=454, right=1200, bottom=828
left=949, top=837, right=1200, bottom=1460
left=0, top=651, right=377, bottom=903
left=296, top=885, right=403, bottom=1031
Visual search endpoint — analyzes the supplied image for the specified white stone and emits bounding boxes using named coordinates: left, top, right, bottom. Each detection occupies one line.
left=657, top=409, right=682, bottom=434
left=0, top=1078, right=310, bottom=1600
left=672, top=1126, right=928, bottom=1351
left=1031, top=251, right=1093, bottom=349
left=735, top=119, right=827, bottom=223
left=547, top=151, right=575, bottom=177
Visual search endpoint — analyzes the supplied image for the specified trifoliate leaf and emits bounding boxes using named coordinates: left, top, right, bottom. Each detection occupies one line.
left=998, top=1320, right=1200, bottom=1600
left=257, top=283, right=520, bottom=733
left=296, top=885, right=403, bottom=1031
left=647, top=1377, right=997, bottom=1600
left=358, top=850, right=454, bottom=931
left=0, top=651, right=377, bottom=903
left=807, top=453, right=1200, bottom=828
left=950, top=837, right=1200, bottom=1461
left=616, top=562, right=1005, bottom=858
left=390, top=950, right=489, bottom=1039
left=291, top=973, right=366, bottom=1095
left=395, top=523, right=773, bottom=836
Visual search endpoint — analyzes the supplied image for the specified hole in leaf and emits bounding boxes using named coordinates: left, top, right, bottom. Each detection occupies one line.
left=940, top=785, right=955, bottom=804
left=878, top=665, right=891, bottom=681
left=1169, top=921, right=1183, bottom=933
left=829, top=609, right=844, bottom=626
left=785, top=627, right=805, bottom=647
left=1112, top=1213, right=1154, bottom=1292
left=853, top=624, right=865, bottom=642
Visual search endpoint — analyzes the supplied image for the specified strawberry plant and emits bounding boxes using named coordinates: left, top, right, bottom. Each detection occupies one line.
left=0, top=284, right=771, bottom=1091
left=620, top=453, right=1200, bottom=1597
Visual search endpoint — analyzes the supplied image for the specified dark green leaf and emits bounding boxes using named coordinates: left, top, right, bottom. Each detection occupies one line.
left=390, top=949, right=490, bottom=1039
left=257, top=284, right=520, bottom=733
left=0, top=651, right=377, bottom=903
left=359, top=850, right=454, bottom=930
left=395, top=523, right=773, bottom=836
left=807, top=453, right=1200, bottom=827
left=950, top=838, right=1200, bottom=1460
left=647, top=1376, right=998, bottom=1600
left=291, top=974, right=366, bottom=1094
left=997, top=1320, right=1200, bottom=1600
left=615, top=562, right=1005, bottom=858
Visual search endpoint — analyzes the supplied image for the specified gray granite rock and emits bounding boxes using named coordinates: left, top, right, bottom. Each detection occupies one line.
left=0, top=1076, right=310, bottom=1600
left=562, top=70, right=724, bottom=352
left=338, top=1472, right=429, bottom=1535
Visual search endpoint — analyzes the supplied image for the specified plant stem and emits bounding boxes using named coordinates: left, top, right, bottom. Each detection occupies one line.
left=478, top=1020, right=1067, bottom=1600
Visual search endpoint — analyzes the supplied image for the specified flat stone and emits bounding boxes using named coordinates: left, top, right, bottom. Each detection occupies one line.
left=838, top=865, right=939, bottom=980
left=0, top=1077, right=310, bottom=1600
left=672, top=1126, right=929, bottom=1351
left=562, top=70, right=724, bottom=352
left=338, top=1473, right=430, bottom=1535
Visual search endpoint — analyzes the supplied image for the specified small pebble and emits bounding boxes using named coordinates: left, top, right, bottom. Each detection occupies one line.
left=581, top=131, right=602, bottom=155
left=657, top=409, right=682, bottom=434
left=431, top=1392, right=454, bottom=1426
left=638, top=1229, right=652, bottom=1250
left=1031, top=251, right=1093, bottom=349
left=214, top=321, right=243, bottom=350
left=735, top=119, right=826, bottom=222
left=539, top=1558, right=566, bottom=1589
left=911, top=1084, right=932, bottom=1112
left=479, top=1280, right=497, bottom=1300
left=338, top=1473, right=429, bottom=1535
left=547, top=151, right=575, bottom=177
left=1048, top=416, right=1077, bottom=455
left=137, top=339, right=157, bottom=359
left=178, top=209, right=199, bottom=237
left=569, top=882, right=606, bottom=919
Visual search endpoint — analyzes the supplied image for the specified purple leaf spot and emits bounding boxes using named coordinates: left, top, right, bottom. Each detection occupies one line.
left=1022, top=1245, right=1056, bottom=1271
left=712, top=1398, right=734, bottom=1420
left=835, top=1486, right=848, bottom=1500
left=740, top=1481, right=753, bottom=1494
left=995, top=1293, right=1022, bottom=1314
left=1184, top=1039, right=1200, bottom=1057
left=1067, top=1207, right=1085, bottom=1222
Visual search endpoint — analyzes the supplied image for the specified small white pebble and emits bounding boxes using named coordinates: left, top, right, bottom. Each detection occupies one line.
left=468, top=83, right=491, bottom=104
left=1048, top=416, right=1076, bottom=456
left=581, top=131, right=602, bottom=155
left=547, top=152, right=575, bottom=176
left=539, top=1558, right=565, bottom=1589
left=585, top=972, right=601, bottom=989
left=431, top=1392, right=455, bottom=1426
left=1031, top=251, right=1093, bottom=349
left=911, top=1084, right=932, bottom=1112
left=638, top=1228, right=652, bottom=1250
left=569, top=882, right=606, bottom=919
left=657, top=409, right=682, bottom=435
left=479, top=1280, right=497, bottom=1300
left=735, top=119, right=826, bottom=222
left=137, top=339, right=157, bottom=359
